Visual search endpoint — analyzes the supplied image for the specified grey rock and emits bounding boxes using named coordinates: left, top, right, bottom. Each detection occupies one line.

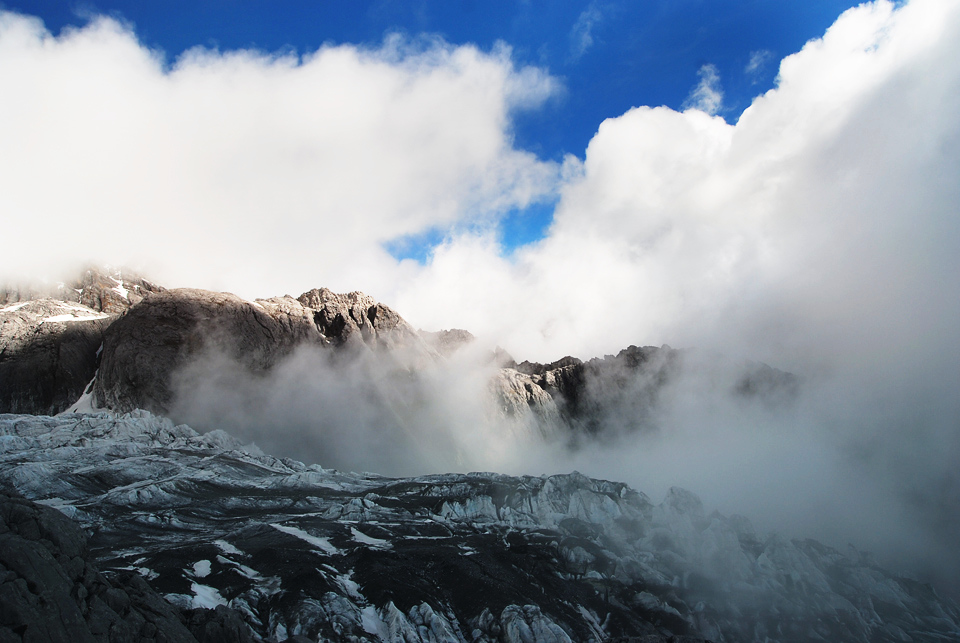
left=1, top=267, right=164, bottom=314
left=94, top=287, right=434, bottom=414
left=0, top=267, right=164, bottom=415
left=0, top=490, right=214, bottom=643
left=0, top=299, right=112, bottom=415
left=418, top=328, right=475, bottom=356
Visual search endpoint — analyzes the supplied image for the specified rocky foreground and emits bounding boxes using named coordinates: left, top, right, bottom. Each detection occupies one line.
left=2, top=412, right=958, bottom=642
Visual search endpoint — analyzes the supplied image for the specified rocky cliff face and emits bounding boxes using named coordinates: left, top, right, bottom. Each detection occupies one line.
left=1, top=412, right=957, bottom=643
left=1, top=267, right=164, bottom=314
left=4, top=270, right=799, bottom=444
left=94, top=287, right=433, bottom=415
left=0, top=299, right=112, bottom=415
left=0, top=268, right=164, bottom=415
left=493, top=345, right=799, bottom=440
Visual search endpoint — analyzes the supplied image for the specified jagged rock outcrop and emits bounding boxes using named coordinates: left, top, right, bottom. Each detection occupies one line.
left=418, top=328, right=476, bottom=356
left=94, top=287, right=433, bottom=414
left=1, top=267, right=164, bottom=314
left=2, top=412, right=957, bottom=643
left=296, top=288, right=422, bottom=352
left=495, top=345, right=799, bottom=438
left=489, top=345, right=681, bottom=437
left=0, top=269, right=165, bottom=415
left=0, top=299, right=112, bottom=415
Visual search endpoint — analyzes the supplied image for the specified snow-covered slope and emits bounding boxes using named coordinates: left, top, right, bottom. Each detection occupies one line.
left=1, top=412, right=957, bottom=642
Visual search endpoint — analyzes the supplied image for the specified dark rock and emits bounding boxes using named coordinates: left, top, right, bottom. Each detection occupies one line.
left=0, top=267, right=164, bottom=415
left=0, top=490, right=213, bottom=643
left=94, top=287, right=433, bottom=415
left=0, top=299, right=111, bottom=415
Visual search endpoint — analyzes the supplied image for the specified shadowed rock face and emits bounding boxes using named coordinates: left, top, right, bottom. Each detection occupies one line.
left=495, top=345, right=799, bottom=439
left=0, top=300, right=112, bottom=415
left=0, top=268, right=165, bottom=415
left=94, top=287, right=430, bottom=415
left=0, top=490, right=254, bottom=643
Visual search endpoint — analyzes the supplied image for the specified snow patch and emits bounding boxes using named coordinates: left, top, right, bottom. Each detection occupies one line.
left=192, top=560, right=212, bottom=578
left=350, top=526, right=391, bottom=549
left=214, top=539, right=244, bottom=556
left=42, top=312, right=110, bottom=323
left=0, top=302, right=30, bottom=312
left=190, top=582, right=227, bottom=609
left=360, top=605, right=384, bottom=636
left=271, top=523, right=340, bottom=555
left=61, top=376, right=100, bottom=414
left=111, top=276, right=129, bottom=299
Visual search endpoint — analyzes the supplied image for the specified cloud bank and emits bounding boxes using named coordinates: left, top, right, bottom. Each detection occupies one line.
left=0, top=12, right=559, bottom=297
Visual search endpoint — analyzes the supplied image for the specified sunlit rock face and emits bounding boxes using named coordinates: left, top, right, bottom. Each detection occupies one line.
left=1, top=412, right=958, bottom=643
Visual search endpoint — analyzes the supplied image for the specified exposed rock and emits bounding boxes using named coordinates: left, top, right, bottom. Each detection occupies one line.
left=297, top=288, right=421, bottom=352
left=0, top=299, right=112, bottom=415
left=733, top=360, right=800, bottom=407
left=489, top=368, right=563, bottom=437
left=1, top=267, right=164, bottom=314
left=94, top=287, right=434, bottom=414
left=493, top=346, right=681, bottom=436
left=0, top=268, right=165, bottom=415
left=419, top=328, right=476, bottom=356
left=0, top=489, right=208, bottom=643
left=498, top=345, right=798, bottom=438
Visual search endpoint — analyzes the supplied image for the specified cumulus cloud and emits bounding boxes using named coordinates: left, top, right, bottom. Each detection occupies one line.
left=682, top=63, right=724, bottom=115
left=0, top=12, right=560, bottom=297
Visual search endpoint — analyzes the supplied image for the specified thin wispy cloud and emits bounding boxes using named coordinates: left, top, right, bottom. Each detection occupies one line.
left=569, top=3, right=603, bottom=60
left=682, top=63, right=723, bottom=114
left=745, top=48, right=773, bottom=80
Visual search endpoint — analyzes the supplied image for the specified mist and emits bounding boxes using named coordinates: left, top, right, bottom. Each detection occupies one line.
left=166, top=329, right=960, bottom=599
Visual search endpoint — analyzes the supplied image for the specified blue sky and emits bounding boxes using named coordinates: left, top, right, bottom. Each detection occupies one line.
left=5, top=0, right=862, bottom=257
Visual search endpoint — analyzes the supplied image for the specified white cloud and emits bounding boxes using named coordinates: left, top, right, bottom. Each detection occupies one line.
left=682, top=63, right=723, bottom=115
left=0, top=12, right=560, bottom=297
left=745, top=49, right=772, bottom=79
left=570, top=3, right=603, bottom=60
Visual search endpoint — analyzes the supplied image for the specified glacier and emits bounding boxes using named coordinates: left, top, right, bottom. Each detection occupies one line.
left=2, top=411, right=958, bottom=642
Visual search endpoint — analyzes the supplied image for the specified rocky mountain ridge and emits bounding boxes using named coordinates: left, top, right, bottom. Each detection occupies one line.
left=1, top=271, right=796, bottom=443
